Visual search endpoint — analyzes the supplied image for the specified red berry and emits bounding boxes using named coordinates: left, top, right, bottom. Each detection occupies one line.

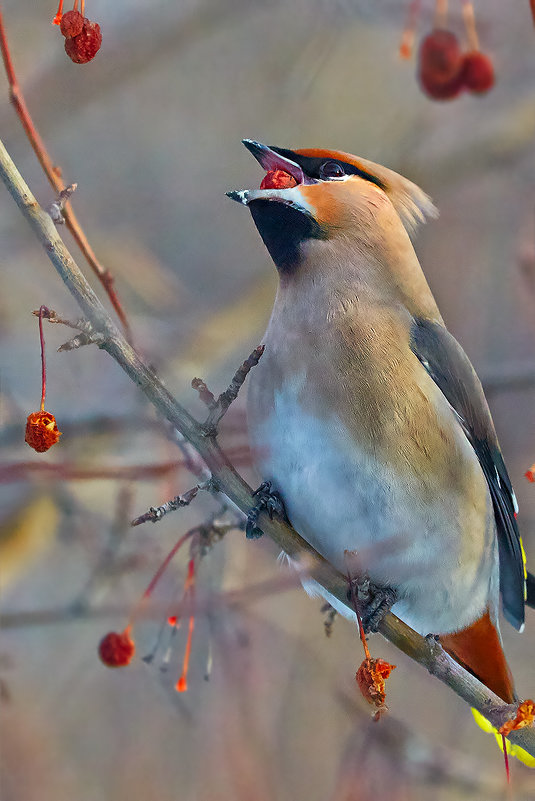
left=59, top=10, right=83, bottom=38
left=419, top=69, right=465, bottom=101
left=98, top=630, right=135, bottom=667
left=260, top=169, right=298, bottom=190
left=462, top=51, right=495, bottom=94
left=418, top=29, right=464, bottom=97
left=64, top=18, right=102, bottom=64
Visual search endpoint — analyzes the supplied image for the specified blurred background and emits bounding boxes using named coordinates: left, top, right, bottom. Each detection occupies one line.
left=1, top=1, right=535, bottom=799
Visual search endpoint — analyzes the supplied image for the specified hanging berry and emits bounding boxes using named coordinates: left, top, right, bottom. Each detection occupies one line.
left=402, top=0, right=495, bottom=101
left=458, top=0, right=494, bottom=95
left=418, top=30, right=464, bottom=100
left=53, top=1, right=102, bottom=64
left=99, top=628, right=136, bottom=668
left=25, top=306, right=62, bottom=453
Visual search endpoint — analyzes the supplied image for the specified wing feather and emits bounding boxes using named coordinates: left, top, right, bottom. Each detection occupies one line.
left=410, top=318, right=526, bottom=631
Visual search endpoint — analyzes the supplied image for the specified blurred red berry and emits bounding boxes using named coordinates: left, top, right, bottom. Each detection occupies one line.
left=420, top=68, right=465, bottom=101
left=98, top=629, right=135, bottom=668
left=260, top=170, right=298, bottom=190
left=59, top=10, right=84, bottom=38
left=64, top=18, right=102, bottom=64
left=462, top=51, right=495, bottom=94
left=25, top=411, right=61, bottom=453
left=418, top=29, right=464, bottom=99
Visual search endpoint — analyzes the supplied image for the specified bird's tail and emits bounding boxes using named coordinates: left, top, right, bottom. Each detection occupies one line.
left=440, top=609, right=535, bottom=767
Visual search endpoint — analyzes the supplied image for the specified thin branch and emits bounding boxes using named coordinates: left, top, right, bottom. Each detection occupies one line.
left=192, top=344, right=265, bottom=435
left=131, top=480, right=214, bottom=526
left=1, top=136, right=534, bottom=757
left=0, top=10, right=132, bottom=341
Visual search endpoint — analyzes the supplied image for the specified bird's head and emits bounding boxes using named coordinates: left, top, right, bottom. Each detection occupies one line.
left=228, top=140, right=437, bottom=279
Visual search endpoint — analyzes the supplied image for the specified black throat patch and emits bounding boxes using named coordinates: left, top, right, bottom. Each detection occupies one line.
left=249, top=199, right=326, bottom=273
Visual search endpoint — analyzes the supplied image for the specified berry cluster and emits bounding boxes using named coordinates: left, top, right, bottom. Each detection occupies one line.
left=400, top=1, right=495, bottom=102
left=418, top=28, right=493, bottom=100
left=53, top=3, right=101, bottom=64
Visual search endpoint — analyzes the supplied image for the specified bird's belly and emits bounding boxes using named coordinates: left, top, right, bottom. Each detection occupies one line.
left=249, top=389, right=496, bottom=635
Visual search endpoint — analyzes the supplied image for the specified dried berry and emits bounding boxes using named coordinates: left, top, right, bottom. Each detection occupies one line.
left=356, top=657, right=396, bottom=720
left=462, top=51, right=495, bottom=94
left=499, top=699, right=535, bottom=737
left=64, top=18, right=102, bottom=64
left=25, top=411, right=62, bottom=453
left=99, top=629, right=135, bottom=668
left=260, top=170, right=298, bottom=190
left=59, top=9, right=83, bottom=37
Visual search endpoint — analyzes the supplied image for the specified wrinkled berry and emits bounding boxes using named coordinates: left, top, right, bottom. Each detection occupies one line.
left=59, top=10, right=84, bottom=38
left=64, top=18, right=102, bottom=64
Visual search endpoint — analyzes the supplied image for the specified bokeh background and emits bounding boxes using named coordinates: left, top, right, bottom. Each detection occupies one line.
left=1, top=1, right=535, bottom=799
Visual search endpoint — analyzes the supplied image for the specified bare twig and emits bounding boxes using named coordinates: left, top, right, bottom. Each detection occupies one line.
left=0, top=10, right=132, bottom=341
left=1, top=137, right=535, bottom=758
left=192, top=345, right=265, bottom=434
left=131, top=480, right=214, bottom=526
left=33, top=307, right=106, bottom=350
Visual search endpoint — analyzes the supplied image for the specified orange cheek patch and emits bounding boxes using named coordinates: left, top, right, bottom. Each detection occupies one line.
left=260, top=170, right=297, bottom=190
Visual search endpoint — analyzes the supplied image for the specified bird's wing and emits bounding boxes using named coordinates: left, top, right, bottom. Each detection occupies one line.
left=410, top=318, right=527, bottom=631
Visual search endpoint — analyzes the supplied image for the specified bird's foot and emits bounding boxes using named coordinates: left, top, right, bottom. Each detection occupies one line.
left=246, top=481, right=287, bottom=540
left=349, top=576, right=398, bottom=634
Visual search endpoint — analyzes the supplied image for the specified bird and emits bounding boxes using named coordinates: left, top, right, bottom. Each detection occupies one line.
left=228, top=140, right=533, bottom=755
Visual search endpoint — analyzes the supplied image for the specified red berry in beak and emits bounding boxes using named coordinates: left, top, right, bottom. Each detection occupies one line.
left=260, top=170, right=298, bottom=190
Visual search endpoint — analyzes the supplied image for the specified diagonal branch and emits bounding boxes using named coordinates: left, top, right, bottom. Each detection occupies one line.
left=0, top=10, right=132, bottom=341
left=1, top=135, right=534, bottom=757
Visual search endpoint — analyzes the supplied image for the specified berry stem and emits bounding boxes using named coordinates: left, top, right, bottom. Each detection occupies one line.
left=176, top=558, right=196, bottom=692
left=348, top=574, right=371, bottom=662
left=502, top=734, right=511, bottom=788
left=460, top=0, right=479, bottom=51
left=38, top=305, right=47, bottom=412
left=399, top=0, right=421, bottom=60
left=434, top=0, right=448, bottom=29
left=52, top=0, right=64, bottom=25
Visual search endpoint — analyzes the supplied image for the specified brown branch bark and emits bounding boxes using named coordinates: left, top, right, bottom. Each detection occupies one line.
left=0, top=10, right=132, bottom=341
left=1, top=136, right=534, bottom=757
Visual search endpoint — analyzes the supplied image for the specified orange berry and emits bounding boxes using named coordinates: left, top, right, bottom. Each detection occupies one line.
left=25, top=411, right=61, bottom=453
left=260, top=170, right=298, bottom=190
left=462, top=51, right=495, bottom=94
left=98, top=630, right=135, bottom=668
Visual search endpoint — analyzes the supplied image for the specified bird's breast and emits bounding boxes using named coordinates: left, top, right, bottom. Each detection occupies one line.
left=247, top=334, right=496, bottom=635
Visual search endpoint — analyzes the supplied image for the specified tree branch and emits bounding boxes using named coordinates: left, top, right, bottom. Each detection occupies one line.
left=1, top=136, right=534, bottom=757
left=0, top=10, right=132, bottom=341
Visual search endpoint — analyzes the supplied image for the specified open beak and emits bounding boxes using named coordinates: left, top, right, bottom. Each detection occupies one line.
left=227, top=139, right=312, bottom=205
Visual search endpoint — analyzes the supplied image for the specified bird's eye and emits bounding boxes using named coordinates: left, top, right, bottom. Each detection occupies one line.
left=320, top=161, right=345, bottom=180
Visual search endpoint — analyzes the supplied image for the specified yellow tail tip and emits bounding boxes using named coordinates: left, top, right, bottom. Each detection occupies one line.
left=472, top=708, right=535, bottom=767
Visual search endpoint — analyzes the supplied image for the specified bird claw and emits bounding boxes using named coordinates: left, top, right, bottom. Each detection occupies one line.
left=349, top=576, right=397, bottom=634
left=246, top=481, right=287, bottom=539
